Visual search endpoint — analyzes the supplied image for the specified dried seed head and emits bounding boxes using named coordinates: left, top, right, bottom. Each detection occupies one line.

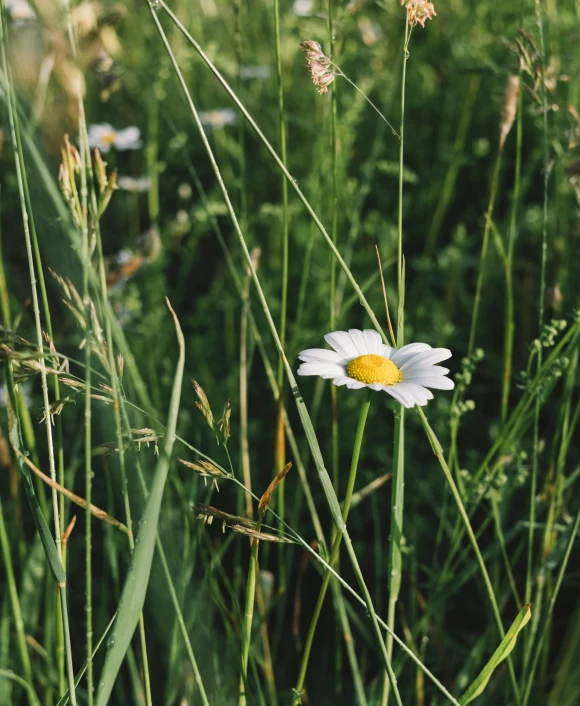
left=219, top=399, right=231, bottom=444
left=499, top=76, right=520, bottom=152
left=94, top=148, right=108, bottom=191
left=179, top=458, right=227, bottom=478
left=192, top=380, right=214, bottom=429
left=400, top=0, right=436, bottom=28
left=300, top=40, right=336, bottom=95
left=117, top=353, right=124, bottom=378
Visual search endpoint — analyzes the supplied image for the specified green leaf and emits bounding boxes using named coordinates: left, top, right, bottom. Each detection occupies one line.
left=4, top=363, right=65, bottom=585
left=95, top=300, right=185, bottom=706
left=460, top=604, right=532, bottom=705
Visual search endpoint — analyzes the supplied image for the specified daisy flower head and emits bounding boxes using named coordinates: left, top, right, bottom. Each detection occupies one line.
left=87, top=124, right=142, bottom=154
left=298, top=329, right=454, bottom=408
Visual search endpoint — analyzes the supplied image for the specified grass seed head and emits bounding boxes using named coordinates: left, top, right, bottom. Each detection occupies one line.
left=400, top=0, right=436, bottom=28
left=192, top=380, right=214, bottom=429
left=300, top=40, right=336, bottom=95
left=499, top=75, right=520, bottom=152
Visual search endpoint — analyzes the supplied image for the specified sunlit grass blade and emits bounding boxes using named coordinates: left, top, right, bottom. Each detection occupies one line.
left=460, top=604, right=531, bottom=705
left=95, top=300, right=185, bottom=706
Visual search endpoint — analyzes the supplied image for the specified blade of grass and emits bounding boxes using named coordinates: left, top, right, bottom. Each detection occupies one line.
left=460, top=604, right=531, bottom=705
left=95, top=299, right=185, bottom=706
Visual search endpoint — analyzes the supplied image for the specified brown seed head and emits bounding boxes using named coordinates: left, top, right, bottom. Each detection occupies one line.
left=400, top=0, right=436, bottom=28
left=499, top=76, right=520, bottom=152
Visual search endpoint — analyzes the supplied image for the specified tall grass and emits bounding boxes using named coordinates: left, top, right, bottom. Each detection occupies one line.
left=1, top=0, right=580, bottom=705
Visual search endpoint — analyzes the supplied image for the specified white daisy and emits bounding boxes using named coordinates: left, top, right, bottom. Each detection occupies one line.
left=198, top=109, right=237, bottom=128
left=87, top=124, right=142, bottom=154
left=297, top=329, right=454, bottom=408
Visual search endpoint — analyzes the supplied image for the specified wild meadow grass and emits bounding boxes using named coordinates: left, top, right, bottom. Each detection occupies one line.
left=1, top=0, right=580, bottom=704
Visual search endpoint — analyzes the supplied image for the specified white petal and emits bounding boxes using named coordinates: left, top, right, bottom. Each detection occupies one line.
left=392, top=382, right=433, bottom=407
left=297, top=362, right=344, bottom=379
left=391, top=343, right=432, bottom=367
left=363, top=329, right=384, bottom=355
left=115, top=127, right=142, bottom=150
left=345, top=378, right=367, bottom=390
left=332, top=376, right=351, bottom=387
left=403, top=375, right=455, bottom=390
left=398, top=382, right=434, bottom=404
left=381, top=343, right=395, bottom=359
left=382, top=385, right=416, bottom=408
left=325, top=331, right=359, bottom=359
left=401, top=348, right=452, bottom=369
left=348, top=329, right=370, bottom=355
left=298, top=348, right=345, bottom=365
left=402, top=365, right=450, bottom=378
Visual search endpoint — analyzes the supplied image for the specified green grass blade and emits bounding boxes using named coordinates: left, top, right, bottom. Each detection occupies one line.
left=4, top=364, right=65, bottom=585
left=95, top=300, right=185, bottom=706
left=460, top=604, right=531, bottom=705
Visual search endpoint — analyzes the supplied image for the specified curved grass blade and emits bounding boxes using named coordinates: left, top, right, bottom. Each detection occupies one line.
left=0, top=670, right=42, bottom=706
left=460, top=604, right=531, bottom=705
left=95, top=299, right=185, bottom=706
left=4, top=362, right=65, bottom=585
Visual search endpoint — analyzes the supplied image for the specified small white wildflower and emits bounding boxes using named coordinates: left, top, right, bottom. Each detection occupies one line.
left=198, top=109, right=237, bottom=128
left=293, top=0, right=313, bottom=16
left=117, top=176, right=150, bottom=192
left=298, top=329, right=454, bottom=408
left=87, top=124, right=142, bottom=154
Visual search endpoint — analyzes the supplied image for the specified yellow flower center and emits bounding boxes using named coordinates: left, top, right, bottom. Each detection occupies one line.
left=103, top=132, right=116, bottom=144
left=345, top=354, right=402, bottom=386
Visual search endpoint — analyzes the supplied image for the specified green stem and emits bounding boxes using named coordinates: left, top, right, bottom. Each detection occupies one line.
left=79, top=125, right=94, bottom=706
left=501, top=78, right=523, bottom=422
left=293, top=392, right=371, bottom=704
left=77, top=112, right=154, bottom=705
left=0, top=498, right=33, bottom=686
left=273, top=0, right=289, bottom=591
left=521, top=508, right=580, bottom=706
left=238, top=515, right=264, bottom=706
left=417, top=407, right=521, bottom=705
left=383, top=21, right=409, bottom=706
left=0, top=8, right=75, bottom=701
left=468, top=151, right=502, bottom=354
left=526, top=0, right=550, bottom=615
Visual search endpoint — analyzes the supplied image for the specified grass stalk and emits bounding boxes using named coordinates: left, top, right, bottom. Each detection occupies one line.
left=0, top=498, right=33, bottom=686
left=526, top=0, right=551, bottom=614
left=79, top=121, right=94, bottom=706
left=416, top=407, right=521, bottom=705
left=238, top=513, right=265, bottom=706
left=382, top=20, right=409, bottom=706
left=467, top=151, right=502, bottom=354
left=273, top=0, right=289, bottom=591
left=0, top=7, right=76, bottom=701
left=292, top=392, right=371, bottom=704
left=501, top=78, right=523, bottom=422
